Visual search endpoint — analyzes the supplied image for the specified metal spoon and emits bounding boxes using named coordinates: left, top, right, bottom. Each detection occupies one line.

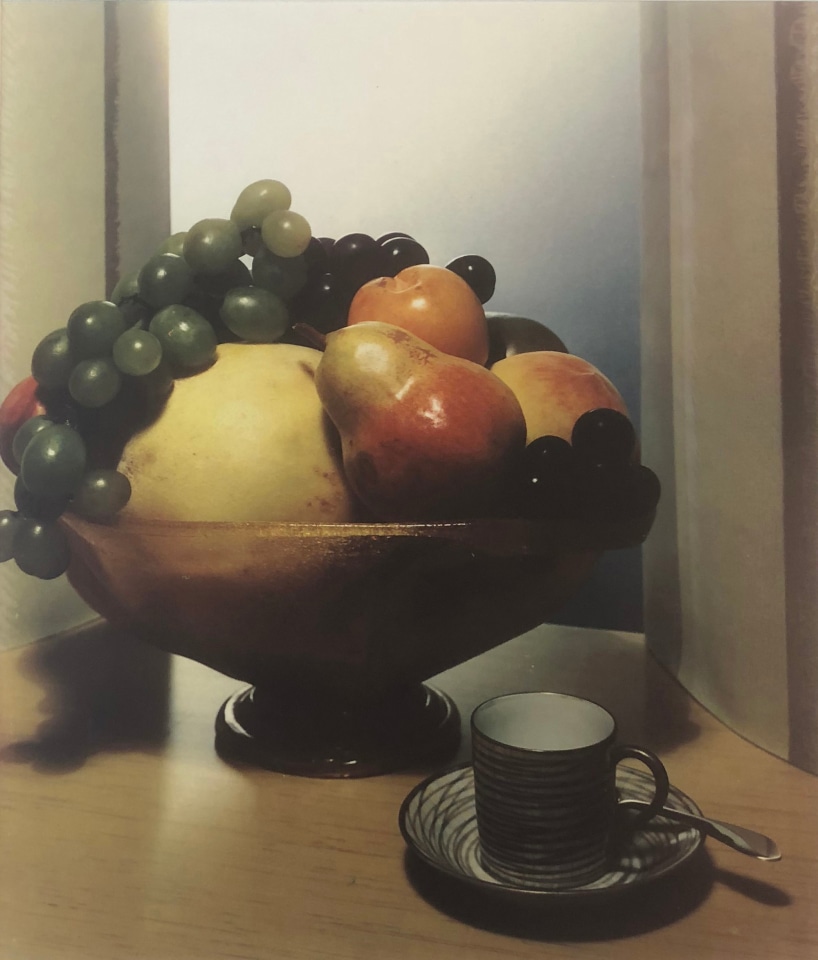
left=619, top=799, right=781, bottom=861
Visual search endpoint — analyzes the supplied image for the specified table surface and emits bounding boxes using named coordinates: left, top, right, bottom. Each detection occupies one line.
left=1, top=619, right=816, bottom=960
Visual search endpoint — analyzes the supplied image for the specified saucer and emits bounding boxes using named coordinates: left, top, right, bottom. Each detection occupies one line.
left=399, top=762, right=704, bottom=902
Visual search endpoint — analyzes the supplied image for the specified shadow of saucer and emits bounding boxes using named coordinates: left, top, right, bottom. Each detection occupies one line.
left=404, top=846, right=715, bottom=941
left=2, top=619, right=171, bottom=773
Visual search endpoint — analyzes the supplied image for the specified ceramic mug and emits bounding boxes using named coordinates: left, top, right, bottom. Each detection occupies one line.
left=471, top=691, right=670, bottom=889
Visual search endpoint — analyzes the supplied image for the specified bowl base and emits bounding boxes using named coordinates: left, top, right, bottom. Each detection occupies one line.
left=214, top=681, right=460, bottom=778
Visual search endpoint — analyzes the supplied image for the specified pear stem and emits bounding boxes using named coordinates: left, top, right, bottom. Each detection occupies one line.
left=292, top=323, right=327, bottom=352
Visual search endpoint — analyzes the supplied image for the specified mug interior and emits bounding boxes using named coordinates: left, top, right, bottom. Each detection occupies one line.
left=472, top=692, right=615, bottom=752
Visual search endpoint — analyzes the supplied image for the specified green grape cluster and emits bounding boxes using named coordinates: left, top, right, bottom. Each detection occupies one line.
left=2, top=177, right=314, bottom=580
left=3, top=177, right=511, bottom=583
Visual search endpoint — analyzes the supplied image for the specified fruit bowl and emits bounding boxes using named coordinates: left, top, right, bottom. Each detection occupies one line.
left=60, top=509, right=654, bottom=777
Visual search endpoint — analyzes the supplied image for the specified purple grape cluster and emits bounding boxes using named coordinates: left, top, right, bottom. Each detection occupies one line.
left=285, top=232, right=496, bottom=335
left=516, top=408, right=661, bottom=521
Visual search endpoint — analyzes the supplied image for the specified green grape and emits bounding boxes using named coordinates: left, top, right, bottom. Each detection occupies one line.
left=252, top=248, right=308, bottom=300
left=13, top=519, right=71, bottom=580
left=149, top=304, right=217, bottom=372
left=112, top=328, right=163, bottom=376
left=193, top=258, right=253, bottom=300
left=156, top=232, right=188, bottom=257
left=138, top=358, right=175, bottom=408
left=261, top=209, right=311, bottom=258
left=231, top=179, right=292, bottom=231
left=31, top=328, right=73, bottom=390
left=69, top=358, right=122, bottom=408
left=111, top=271, right=140, bottom=305
left=20, top=423, right=86, bottom=498
left=14, top=475, right=69, bottom=521
left=220, top=287, right=290, bottom=343
left=71, top=469, right=131, bottom=520
left=119, top=297, right=154, bottom=329
left=67, top=300, right=127, bottom=360
left=138, top=253, right=193, bottom=308
left=12, top=415, right=52, bottom=466
left=0, top=510, right=20, bottom=562
left=183, top=219, right=243, bottom=275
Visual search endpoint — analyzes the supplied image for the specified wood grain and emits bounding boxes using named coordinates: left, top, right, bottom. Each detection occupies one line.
left=1, top=619, right=816, bottom=960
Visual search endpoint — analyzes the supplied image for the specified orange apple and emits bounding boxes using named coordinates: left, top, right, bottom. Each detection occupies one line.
left=346, top=264, right=488, bottom=365
left=491, top=351, right=629, bottom=445
left=0, top=376, right=47, bottom=475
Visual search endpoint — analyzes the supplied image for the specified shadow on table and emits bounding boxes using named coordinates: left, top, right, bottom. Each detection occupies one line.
left=1, top=619, right=171, bottom=773
left=405, top=847, right=716, bottom=941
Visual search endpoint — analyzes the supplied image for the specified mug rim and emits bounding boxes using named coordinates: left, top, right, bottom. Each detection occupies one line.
left=470, top=690, right=618, bottom=755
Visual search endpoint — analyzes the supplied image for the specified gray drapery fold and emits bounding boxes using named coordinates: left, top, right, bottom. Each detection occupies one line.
left=0, top=1, right=169, bottom=649
left=642, top=1, right=818, bottom=774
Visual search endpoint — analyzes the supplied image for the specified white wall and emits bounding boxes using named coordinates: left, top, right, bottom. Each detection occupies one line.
left=167, top=0, right=643, bottom=630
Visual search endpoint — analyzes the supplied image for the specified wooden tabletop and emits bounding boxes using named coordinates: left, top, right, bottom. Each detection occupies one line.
left=1, top=619, right=816, bottom=960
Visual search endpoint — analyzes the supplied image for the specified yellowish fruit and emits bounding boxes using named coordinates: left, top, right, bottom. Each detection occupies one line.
left=491, top=351, right=628, bottom=445
left=118, top=342, right=359, bottom=522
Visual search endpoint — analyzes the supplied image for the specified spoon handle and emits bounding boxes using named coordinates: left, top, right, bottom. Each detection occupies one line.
left=619, top=799, right=781, bottom=861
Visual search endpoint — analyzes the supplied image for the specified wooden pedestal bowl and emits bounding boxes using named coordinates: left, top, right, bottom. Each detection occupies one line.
left=60, top=510, right=653, bottom=777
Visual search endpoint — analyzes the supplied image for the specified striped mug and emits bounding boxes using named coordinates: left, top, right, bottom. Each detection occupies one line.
left=471, top=691, right=669, bottom=889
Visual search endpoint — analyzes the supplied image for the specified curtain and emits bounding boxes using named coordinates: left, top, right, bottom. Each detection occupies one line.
left=0, top=1, right=170, bottom=649
left=642, top=1, right=818, bottom=774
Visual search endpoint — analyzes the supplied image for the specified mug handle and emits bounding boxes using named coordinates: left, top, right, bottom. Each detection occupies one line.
left=609, top=744, right=670, bottom=830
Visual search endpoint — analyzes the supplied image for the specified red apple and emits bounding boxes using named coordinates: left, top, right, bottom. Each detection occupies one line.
left=0, top=376, right=46, bottom=474
left=491, top=351, right=629, bottom=445
left=346, top=264, right=489, bottom=365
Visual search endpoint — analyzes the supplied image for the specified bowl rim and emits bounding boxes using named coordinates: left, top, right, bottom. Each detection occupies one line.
left=60, top=509, right=655, bottom=556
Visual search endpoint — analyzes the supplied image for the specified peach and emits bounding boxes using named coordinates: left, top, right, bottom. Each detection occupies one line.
left=491, top=351, right=629, bottom=446
left=0, top=376, right=47, bottom=474
left=346, top=264, right=488, bottom=365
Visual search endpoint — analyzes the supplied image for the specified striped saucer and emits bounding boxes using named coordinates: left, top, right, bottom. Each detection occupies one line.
left=399, top=762, right=703, bottom=902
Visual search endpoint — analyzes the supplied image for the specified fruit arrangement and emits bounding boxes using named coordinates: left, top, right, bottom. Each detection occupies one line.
left=0, top=179, right=660, bottom=582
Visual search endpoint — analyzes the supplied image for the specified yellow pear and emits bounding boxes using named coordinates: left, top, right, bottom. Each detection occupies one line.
left=118, top=342, right=359, bottom=522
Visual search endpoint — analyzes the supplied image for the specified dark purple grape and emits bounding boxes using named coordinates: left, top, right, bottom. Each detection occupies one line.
left=376, top=231, right=414, bottom=244
left=330, top=234, right=389, bottom=297
left=446, top=255, right=496, bottom=304
left=302, top=236, right=329, bottom=280
left=571, top=408, right=636, bottom=466
left=523, top=435, right=574, bottom=476
left=290, top=272, right=347, bottom=334
left=380, top=236, right=429, bottom=276
left=515, top=435, right=576, bottom=518
left=573, top=458, right=633, bottom=519
left=625, top=464, right=661, bottom=515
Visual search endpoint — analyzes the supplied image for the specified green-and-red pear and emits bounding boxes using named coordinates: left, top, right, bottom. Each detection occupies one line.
left=313, top=322, right=526, bottom=520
